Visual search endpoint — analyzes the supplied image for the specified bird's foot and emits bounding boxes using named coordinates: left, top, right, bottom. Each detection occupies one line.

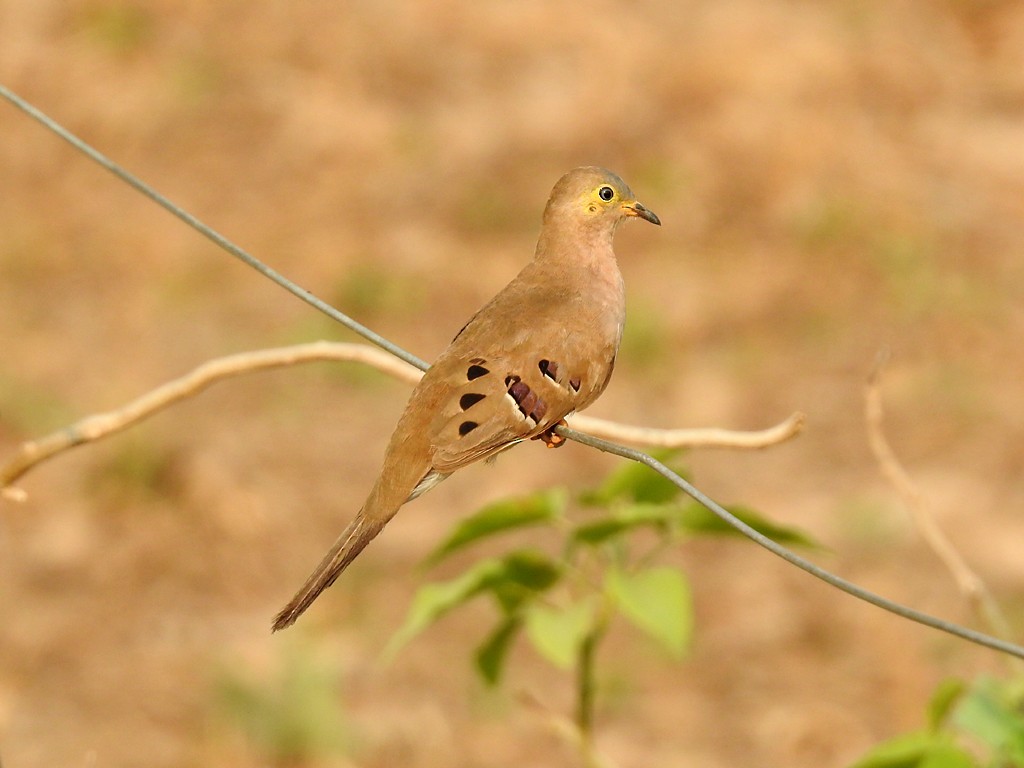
left=534, top=420, right=568, bottom=448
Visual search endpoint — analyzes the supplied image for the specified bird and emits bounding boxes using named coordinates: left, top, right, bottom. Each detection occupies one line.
left=272, top=166, right=660, bottom=631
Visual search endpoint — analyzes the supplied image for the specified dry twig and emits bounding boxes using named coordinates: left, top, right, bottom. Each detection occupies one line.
left=1, top=341, right=803, bottom=499
left=865, top=353, right=1015, bottom=649
left=570, top=411, right=804, bottom=449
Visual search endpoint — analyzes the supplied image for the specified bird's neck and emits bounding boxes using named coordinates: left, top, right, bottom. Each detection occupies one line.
left=532, top=223, right=625, bottom=323
left=534, top=220, right=618, bottom=269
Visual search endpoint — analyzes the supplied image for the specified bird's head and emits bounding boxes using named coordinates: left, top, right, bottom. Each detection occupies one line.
left=542, top=167, right=661, bottom=233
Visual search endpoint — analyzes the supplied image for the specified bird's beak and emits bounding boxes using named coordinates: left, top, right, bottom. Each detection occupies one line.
left=622, top=200, right=661, bottom=226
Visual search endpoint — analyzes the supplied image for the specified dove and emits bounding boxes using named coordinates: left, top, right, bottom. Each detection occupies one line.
left=273, top=166, right=659, bottom=630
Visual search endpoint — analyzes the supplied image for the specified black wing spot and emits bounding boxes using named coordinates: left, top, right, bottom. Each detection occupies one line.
left=504, top=374, right=519, bottom=387
left=459, top=393, right=486, bottom=410
left=467, top=364, right=489, bottom=381
left=458, top=420, right=479, bottom=436
left=539, top=359, right=561, bottom=381
left=569, top=376, right=581, bottom=392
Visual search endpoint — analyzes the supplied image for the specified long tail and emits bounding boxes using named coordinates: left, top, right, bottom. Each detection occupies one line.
left=272, top=511, right=385, bottom=631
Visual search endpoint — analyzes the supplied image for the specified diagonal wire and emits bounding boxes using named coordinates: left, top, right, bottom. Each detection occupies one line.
left=559, top=425, right=1024, bottom=660
left=0, top=83, right=428, bottom=373
left=4, top=83, right=1022, bottom=661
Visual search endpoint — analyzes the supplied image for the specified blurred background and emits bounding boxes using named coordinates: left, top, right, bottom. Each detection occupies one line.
left=2, top=0, right=1024, bottom=765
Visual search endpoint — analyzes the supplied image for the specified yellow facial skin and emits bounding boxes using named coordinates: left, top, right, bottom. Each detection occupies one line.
left=582, top=182, right=661, bottom=226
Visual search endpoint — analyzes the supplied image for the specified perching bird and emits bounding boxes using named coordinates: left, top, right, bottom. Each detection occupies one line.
left=272, top=167, right=660, bottom=631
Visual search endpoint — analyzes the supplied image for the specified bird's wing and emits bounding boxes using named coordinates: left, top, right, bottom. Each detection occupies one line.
left=427, top=347, right=592, bottom=472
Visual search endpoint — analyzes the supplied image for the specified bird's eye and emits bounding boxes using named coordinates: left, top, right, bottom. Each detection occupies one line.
left=598, top=186, right=614, bottom=202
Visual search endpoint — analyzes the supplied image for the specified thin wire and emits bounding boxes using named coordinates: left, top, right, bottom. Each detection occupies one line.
left=559, top=425, right=1024, bottom=661
left=0, top=83, right=428, bottom=373
left=4, top=83, right=1021, bottom=661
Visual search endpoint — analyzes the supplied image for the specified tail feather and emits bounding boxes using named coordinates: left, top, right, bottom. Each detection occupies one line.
left=272, top=512, right=385, bottom=632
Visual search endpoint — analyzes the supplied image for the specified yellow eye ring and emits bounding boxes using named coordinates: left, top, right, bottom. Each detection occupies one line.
left=598, top=186, right=614, bottom=202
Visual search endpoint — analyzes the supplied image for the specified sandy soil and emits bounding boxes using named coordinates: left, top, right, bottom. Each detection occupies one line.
left=3, top=1, right=1024, bottom=766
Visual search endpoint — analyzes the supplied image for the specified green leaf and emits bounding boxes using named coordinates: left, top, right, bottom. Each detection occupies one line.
left=490, top=550, right=563, bottom=613
left=848, top=732, right=977, bottom=768
left=676, top=503, right=820, bottom=548
left=573, top=501, right=818, bottom=550
left=475, top=617, right=522, bottom=686
left=524, top=598, right=598, bottom=670
left=847, top=732, right=933, bottom=768
left=425, top=488, right=566, bottom=566
left=919, top=745, right=977, bottom=768
left=927, top=678, right=967, bottom=731
left=385, top=550, right=562, bottom=661
left=384, top=558, right=504, bottom=659
left=580, top=453, right=687, bottom=507
left=572, top=502, right=679, bottom=545
left=606, top=565, right=692, bottom=658
left=953, top=677, right=1024, bottom=763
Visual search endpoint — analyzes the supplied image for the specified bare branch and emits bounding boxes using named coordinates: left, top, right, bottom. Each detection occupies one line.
left=0, top=342, right=418, bottom=494
left=560, top=424, right=1024, bottom=661
left=1, top=341, right=800, bottom=498
left=569, top=411, right=804, bottom=449
left=865, top=353, right=1017, bottom=653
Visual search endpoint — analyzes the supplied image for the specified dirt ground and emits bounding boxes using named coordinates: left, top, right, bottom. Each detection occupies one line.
left=3, top=1, right=1024, bottom=766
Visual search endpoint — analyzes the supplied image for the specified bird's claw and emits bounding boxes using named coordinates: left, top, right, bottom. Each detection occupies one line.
left=534, top=420, right=568, bottom=448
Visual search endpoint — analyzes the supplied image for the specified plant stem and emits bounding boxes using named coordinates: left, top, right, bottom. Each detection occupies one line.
left=576, top=609, right=610, bottom=767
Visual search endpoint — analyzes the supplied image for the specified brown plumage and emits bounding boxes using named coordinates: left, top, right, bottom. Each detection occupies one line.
left=272, top=167, right=660, bottom=631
